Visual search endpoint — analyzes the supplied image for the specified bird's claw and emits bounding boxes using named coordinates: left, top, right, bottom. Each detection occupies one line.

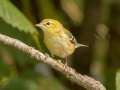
left=44, top=53, right=50, bottom=60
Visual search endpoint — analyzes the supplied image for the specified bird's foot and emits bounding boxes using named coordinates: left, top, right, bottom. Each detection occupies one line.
left=44, top=53, right=50, bottom=60
left=63, top=58, right=68, bottom=70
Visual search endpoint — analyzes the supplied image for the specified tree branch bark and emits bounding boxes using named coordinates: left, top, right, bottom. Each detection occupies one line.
left=0, top=33, right=106, bottom=90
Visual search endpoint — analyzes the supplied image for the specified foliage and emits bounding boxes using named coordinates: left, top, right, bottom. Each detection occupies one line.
left=0, top=0, right=120, bottom=90
left=116, top=70, right=120, bottom=90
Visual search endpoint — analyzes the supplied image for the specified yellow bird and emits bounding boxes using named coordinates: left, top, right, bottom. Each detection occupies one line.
left=36, top=19, right=87, bottom=63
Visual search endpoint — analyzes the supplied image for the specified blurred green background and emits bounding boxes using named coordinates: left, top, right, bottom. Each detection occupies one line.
left=0, top=0, right=120, bottom=90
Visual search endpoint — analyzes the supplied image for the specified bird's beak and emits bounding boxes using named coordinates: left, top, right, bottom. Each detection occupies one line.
left=35, top=23, right=45, bottom=31
left=35, top=24, right=41, bottom=27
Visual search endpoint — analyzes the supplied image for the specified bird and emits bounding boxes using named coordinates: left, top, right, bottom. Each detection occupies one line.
left=36, top=19, right=87, bottom=65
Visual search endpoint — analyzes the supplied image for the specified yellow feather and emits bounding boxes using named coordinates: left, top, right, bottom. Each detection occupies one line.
left=36, top=19, right=87, bottom=58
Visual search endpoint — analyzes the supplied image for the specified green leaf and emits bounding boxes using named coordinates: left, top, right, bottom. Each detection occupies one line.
left=0, top=0, right=38, bottom=35
left=116, top=70, right=120, bottom=90
left=0, top=0, right=44, bottom=50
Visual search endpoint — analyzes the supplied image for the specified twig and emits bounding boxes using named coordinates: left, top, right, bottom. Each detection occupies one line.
left=0, top=33, right=106, bottom=90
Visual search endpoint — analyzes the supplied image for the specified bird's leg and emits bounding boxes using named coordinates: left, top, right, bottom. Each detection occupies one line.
left=63, top=57, right=68, bottom=69
left=44, top=53, right=50, bottom=60
left=65, top=56, right=68, bottom=66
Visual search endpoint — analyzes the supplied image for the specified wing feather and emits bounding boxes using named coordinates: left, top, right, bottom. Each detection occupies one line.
left=63, top=29, right=88, bottom=48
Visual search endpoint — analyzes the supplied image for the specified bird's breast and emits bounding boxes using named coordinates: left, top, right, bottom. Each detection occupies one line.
left=44, top=32, right=75, bottom=58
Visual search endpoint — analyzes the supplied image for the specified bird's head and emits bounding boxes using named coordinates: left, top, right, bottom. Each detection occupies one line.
left=36, top=19, right=63, bottom=33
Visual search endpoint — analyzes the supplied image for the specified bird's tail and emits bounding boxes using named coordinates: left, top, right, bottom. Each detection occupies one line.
left=75, top=43, right=88, bottom=48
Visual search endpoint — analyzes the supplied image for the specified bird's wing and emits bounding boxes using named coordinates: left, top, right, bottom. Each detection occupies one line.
left=64, top=29, right=88, bottom=48
left=63, top=29, right=80, bottom=48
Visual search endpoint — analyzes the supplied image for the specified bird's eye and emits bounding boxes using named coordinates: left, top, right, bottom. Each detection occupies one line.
left=46, top=22, right=50, bottom=25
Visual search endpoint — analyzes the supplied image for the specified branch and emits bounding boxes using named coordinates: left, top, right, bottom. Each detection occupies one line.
left=0, top=33, right=106, bottom=90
